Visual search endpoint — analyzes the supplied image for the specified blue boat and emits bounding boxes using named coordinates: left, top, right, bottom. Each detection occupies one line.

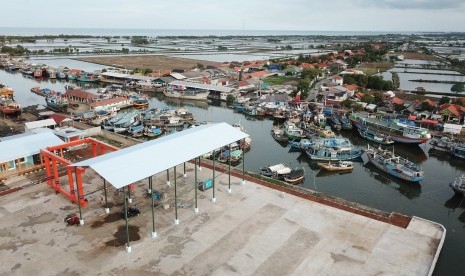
left=305, top=138, right=363, bottom=161
left=451, top=144, right=465, bottom=159
left=289, top=139, right=313, bottom=151
left=363, top=145, right=424, bottom=183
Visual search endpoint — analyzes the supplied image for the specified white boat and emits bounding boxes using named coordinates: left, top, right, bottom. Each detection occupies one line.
left=450, top=175, right=465, bottom=196
left=163, top=88, right=209, bottom=101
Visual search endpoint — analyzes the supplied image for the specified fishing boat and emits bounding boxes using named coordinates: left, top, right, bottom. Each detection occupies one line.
left=429, top=136, right=455, bottom=153
left=130, top=95, right=149, bottom=108
left=338, top=114, right=353, bottom=130
left=217, top=149, right=243, bottom=164
left=163, top=87, right=209, bottom=101
left=283, top=167, right=305, bottom=184
left=260, top=163, right=290, bottom=177
left=358, top=128, right=394, bottom=145
left=0, top=99, right=21, bottom=115
left=317, top=161, right=354, bottom=172
left=350, top=112, right=431, bottom=144
left=318, top=127, right=336, bottom=138
left=306, top=138, right=363, bottom=161
left=289, top=139, right=313, bottom=152
left=144, top=127, right=163, bottom=138
left=271, top=128, right=289, bottom=143
left=449, top=175, right=465, bottom=196
left=77, top=72, right=100, bottom=83
left=45, top=95, right=68, bottom=111
left=284, top=121, right=306, bottom=140
left=451, top=144, right=465, bottom=160
left=362, top=145, right=424, bottom=183
left=327, top=115, right=342, bottom=131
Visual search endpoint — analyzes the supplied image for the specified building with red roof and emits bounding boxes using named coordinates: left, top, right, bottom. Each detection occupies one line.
left=64, top=89, right=98, bottom=103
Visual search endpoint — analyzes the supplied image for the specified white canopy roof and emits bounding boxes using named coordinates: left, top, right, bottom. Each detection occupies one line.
left=169, top=80, right=235, bottom=93
left=70, top=122, right=249, bottom=189
left=0, top=132, right=64, bottom=163
left=25, top=119, right=56, bottom=131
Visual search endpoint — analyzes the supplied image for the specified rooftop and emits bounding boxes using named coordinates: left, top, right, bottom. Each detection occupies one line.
left=0, top=162, right=444, bottom=275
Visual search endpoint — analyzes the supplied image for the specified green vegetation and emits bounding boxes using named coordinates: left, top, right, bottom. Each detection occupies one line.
left=263, top=76, right=298, bottom=86
left=343, top=74, right=394, bottom=91
left=130, top=36, right=149, bottom=45
left=439, top=96, right=451, bottom=105
left=391, top=72, right=400, bottom=89
left=1, top=45, right=30, bottom=56
left=451, top=83, right=465, bottom=93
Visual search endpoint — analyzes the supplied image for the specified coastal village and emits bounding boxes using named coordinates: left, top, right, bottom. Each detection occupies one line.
left=1, top=34, right=465, bottom=274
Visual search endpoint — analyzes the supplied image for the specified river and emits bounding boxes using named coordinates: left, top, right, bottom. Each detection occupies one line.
left=1, top=69, right=464, bottom=275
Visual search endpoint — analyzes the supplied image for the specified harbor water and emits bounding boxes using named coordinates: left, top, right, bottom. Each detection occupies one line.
left=1, top=69, right=464, bottom=275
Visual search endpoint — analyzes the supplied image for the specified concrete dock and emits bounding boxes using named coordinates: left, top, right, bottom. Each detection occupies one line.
left=0, top=163, right=444, bottom=275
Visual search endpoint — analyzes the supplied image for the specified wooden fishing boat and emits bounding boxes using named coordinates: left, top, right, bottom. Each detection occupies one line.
left=317, top=161, right=354, bottom=172
left=283, top=167, right=305, bottom=184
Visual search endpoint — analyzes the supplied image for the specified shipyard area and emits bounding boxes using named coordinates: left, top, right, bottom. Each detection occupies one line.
left=0, top=161, right=444, bottom=275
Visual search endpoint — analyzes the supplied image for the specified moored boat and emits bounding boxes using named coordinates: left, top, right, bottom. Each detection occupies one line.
left=449, top=175, right=465, bottom=195
left=271, top=128, right=289, bottom=143
left=0, top=99, right=21, bottom=115
left=358, top=128, right=394, bottom=145
left=317, top=160, right=354, bottom=172
left=362, top=145, right=424, bottom=183
left=306, top=138, right=363, bottom=161
left=350, top=112, right=431, bottom=145
left=260, top=163, right=290, bottom=177
left=45, top=95, right=69, bottom=112
left=283, top=167, right=305, bottom=184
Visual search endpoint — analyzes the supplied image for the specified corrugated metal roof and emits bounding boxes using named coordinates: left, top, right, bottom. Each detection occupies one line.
left=0, top=132, right=64, bottom=163
left=25, top=119, right=57, bottom=130
left=169, top=80, right=235, bottom=93
left=71, top=122, right=248, bottom=189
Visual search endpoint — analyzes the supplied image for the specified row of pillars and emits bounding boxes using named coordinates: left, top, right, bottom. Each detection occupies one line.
left=75, top=140, right=247, bottom=253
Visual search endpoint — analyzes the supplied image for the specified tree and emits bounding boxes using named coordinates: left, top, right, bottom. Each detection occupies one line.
left=361, top=94, right=374, bottom=104
left=439, top=96, right=451, bottom=105
left=451, top=83, right=465, bottom=93
left=297, top=78, right=311, bottom=99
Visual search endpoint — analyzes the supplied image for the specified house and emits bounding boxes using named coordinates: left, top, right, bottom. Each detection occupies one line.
left=342, top=84, right=358, bottom=97
left=90, top=97, right=131, bottom=111
left=393, top=97, right=405, bottom=106
left=439, top=104, right=465, bottom=123
left=331, top=75, right=343, bottom=86
left=49, top=113, right=74, bottom=127
left=320, top=87, right=349, bottom=105
left=237, top=80, right=255, bottom=92
left=0, top=131, right=64, bottom=178
left=355, top=92, right=364, bottom=100
left=170, top=72, right=187, bottom=80
left=64, top=89, right=98, bottom=104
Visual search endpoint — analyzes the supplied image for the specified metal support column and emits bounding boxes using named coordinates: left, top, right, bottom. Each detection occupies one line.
left=127, top=187, right=132, bottom=204
left=166, top=169, right=170, bottom=186
left=103, top=179, right=109, bottom=214
left=228, top=144, right=232, bottom=194
left=183, top=162, right=187, bottom=178
left=212, top=149, right=216, bottom=202
left=123, top=186, right=131, bottom=253
left=149, top=176, right=157, bottom=239
left=174, top=166, right=179, bottom=225
left=74, top=167, right=84, bottom=225
left=242, top=138, right=246, bottom=185
left=198, top=157, right=201, bottom=171
left=194, top=158, right=198, bottom=213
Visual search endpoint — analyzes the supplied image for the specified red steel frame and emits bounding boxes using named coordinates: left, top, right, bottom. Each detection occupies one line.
left=40, top=138, right=118, bottom=207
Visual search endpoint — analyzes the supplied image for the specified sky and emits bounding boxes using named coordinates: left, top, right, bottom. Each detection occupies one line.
left=1, top=0, right=465, bottom=32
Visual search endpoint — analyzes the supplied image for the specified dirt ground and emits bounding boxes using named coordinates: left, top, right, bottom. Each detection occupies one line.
left=77, top=55, right=221, bottom=71
left=402, top=52, right=438, bottom=61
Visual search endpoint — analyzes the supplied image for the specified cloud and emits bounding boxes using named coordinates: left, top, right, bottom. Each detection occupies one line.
left=360, top=0, right=465, bottom=10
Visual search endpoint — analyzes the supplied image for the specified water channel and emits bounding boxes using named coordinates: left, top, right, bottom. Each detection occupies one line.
left=0, top=68, right=464, bottom=275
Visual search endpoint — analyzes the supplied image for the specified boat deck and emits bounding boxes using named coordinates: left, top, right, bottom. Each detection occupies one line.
left=0, top=163, right=444, bottom=275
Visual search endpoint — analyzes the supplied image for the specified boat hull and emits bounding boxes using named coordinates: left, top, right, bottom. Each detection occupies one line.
left=352, top=120, right=428, bottom=145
